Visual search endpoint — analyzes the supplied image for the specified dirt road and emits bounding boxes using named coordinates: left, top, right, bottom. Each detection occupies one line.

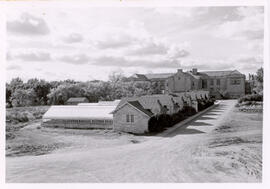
left=6, top=100, right=262, bottom=182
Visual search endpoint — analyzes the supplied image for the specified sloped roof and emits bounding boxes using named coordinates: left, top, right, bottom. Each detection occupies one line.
left=186, top=71, right=203, bottom=79
left=116, top=94, right=174, bottom=112
left=127, top=101, right=153, bottom=117
left=43, top=105, right=115, bottom=120
left=144, top=73, right=174, bottom=79
left=78, top=103, right=99, bottom=106
left=66, top=97, right=88, bottom=103
left=78, top=100, right=120, bottom=106
left=201, top=70, right=243, bottom=77
left=134, top=74, right=149, bottom=80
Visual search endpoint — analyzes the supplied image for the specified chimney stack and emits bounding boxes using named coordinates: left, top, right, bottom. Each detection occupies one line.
left=177, top=69, right=183, bottom=73
left=192, top=68, right=198, bottom=75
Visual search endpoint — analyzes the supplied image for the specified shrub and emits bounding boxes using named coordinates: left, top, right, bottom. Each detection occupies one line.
left=157, top=114, right=172, bottom=128
left=148, top=114, right=173, bottom=133
left=171, top=112, right=186, bottom=125
left=198, top=101, right=205, bottom=111
left=148, top=116, right=158, bottom=133
left=179, top=106, right=196, bottom=117
left=238, top=94, right=263, bottom=103
left=205, top=100, right=214, bottom=108
left=197, top=98, right=214, bottom=111
left=17, top=113, right=29, bottom=122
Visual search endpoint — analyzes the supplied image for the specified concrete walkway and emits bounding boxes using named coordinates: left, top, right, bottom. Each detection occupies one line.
left=166, top=100, right=236, bottom=137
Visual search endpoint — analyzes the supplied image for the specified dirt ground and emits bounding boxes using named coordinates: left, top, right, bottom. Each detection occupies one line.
left=6, top=100, right=262, bottom=183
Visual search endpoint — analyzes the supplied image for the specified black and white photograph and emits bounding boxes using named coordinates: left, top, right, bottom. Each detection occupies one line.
left=1, top=0, right=269, bottom=185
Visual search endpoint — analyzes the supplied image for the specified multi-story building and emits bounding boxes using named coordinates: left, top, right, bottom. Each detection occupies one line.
left=126, top=68, right=246, bottom=99
left=165, top=68, right=245, bottom=99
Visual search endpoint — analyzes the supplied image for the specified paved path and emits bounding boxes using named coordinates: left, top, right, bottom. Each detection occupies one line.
left=6, top=100, right=238, bottom=183
left=166, top=100, right=236, bottom=137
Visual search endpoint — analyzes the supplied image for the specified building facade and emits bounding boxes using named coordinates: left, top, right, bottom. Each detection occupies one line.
left=126, top=68, right=245, bottom=99
left=165, top=69, right=245, bottom=99
left=112, top=101, right=153, bottom=134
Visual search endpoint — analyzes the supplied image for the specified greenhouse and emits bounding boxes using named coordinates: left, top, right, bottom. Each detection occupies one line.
left=42, top=105, right=116, bottom=129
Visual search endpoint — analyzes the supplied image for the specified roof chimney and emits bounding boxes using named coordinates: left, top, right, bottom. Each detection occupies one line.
left=177, top=69, right=183, bottom=73
left=192, top=68, right=197, bottom=75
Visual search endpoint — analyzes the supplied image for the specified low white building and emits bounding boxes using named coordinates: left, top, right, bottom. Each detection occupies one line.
left=42, top=105, right=116, bottom=129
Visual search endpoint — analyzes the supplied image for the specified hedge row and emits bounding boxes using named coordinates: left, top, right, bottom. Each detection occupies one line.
left=148, top=106, right=197, bottom=133
left=198, top=99, right=215, bottom=111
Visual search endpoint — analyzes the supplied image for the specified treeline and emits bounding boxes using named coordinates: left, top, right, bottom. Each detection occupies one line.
left=6, top=72, right=163, bottom=107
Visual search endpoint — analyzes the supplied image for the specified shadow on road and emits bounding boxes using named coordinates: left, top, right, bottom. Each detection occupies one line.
left=197, top=116, right=216, bottom=120
left=167, top=128, right=205, bottom=137
left=163, top=103, right=228, bottom=137
left=189, top=121, right=213, bottom=126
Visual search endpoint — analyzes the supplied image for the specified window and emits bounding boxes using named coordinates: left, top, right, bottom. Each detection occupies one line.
left=131, top=115, right=134, bottom=123
left=210, top=79, right=214, bottom=85
left=126, top=114, right=134, bottom=123
left=230, top=78, right=241, bottom=85
left=178, top=76, right=181, bottom=80
left=126, top=114, right=130, bottom=122
left=216, top=79, right=220, bottom=85
left=202, top=79, right=207, bottom=89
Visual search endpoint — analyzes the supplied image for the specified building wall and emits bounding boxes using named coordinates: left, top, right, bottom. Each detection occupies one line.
left=166, top=71, right=194, bottom=93
left=206, top=76, right=245, bottom=98
left=113, top=104, right=149, bottom=134
left=42, top=119, right=113, bottom=129
left=226, top=76, right=245, bottom=98
left=207, top=77, right=227, bottom=98
left=166, top=69, right=245, bottom=99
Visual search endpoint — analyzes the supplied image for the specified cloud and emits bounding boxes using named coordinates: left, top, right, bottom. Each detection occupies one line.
left=94, top=33, right=135, bottom=49
left=91, top=55, right=180, bottom=68
left=154, top=7, right=194, bottom=17
left=180, top=58, right=234, bottom=70
left=7, top=13, right=50, bottom=35
left=58, top=54, right=90, bottom=64
left=43, top=71, right=57, bottom=77
left=180, top=55, right=263, bottom=73
left=90, top=20, right=150, bottom=50
left=247, top=39, right=263, bottom=53
left=214, top=7, right=263, bottom=40
left=7, top=65, right=22, bottom=70
left=62, top=33, right=83, bottom=43
left=15, top=52, right=51, bottom=61
left=167, top=45, right=190, bottom=59
left=6, top=52, right=13, bottom=60
left=127, top=40, right=168, bottom=56
left=236, top=56, right=263, bottom=70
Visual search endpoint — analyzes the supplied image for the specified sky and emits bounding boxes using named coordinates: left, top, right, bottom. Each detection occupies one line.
left=6, top=5, right=264, bottom=82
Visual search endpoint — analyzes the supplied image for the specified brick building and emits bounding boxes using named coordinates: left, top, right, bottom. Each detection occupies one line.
left=126, top=68, right=246, bottom=99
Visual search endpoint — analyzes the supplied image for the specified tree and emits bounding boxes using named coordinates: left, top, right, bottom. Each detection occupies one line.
left=6, top=84, right=12, bottom=107
left=149, top=81, right=163, bottom=94
left=255, top=67, right=263, bottom=94
left=108, top=71, right=124, bottom=84
left=256, top=67, right=263, bottom=83
left=9, top=77, right=24, bottom=92
left=11, top=88, right=37, bottom=107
